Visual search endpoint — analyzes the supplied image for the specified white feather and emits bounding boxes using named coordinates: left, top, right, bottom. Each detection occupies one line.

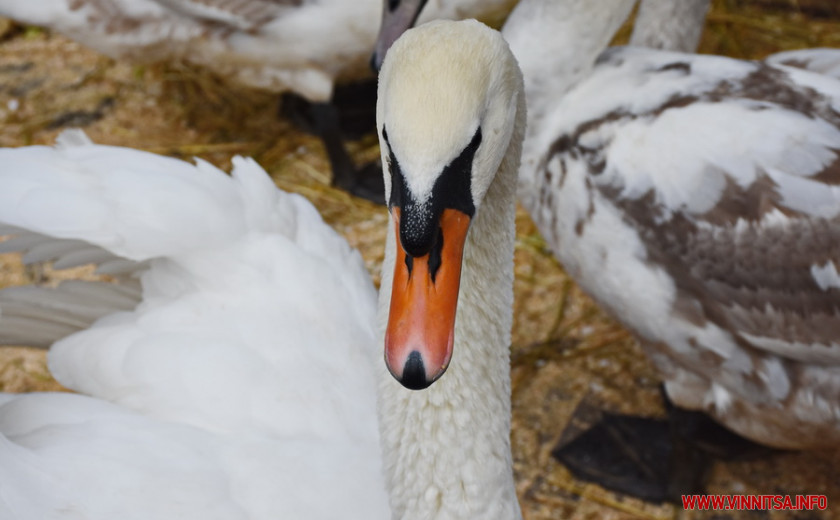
left=812, top=260, right=840, bottom=291
left=0, top=132, right=389, bottom=519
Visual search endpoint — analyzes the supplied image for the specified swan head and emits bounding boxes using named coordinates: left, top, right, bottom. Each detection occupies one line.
left=377, top=19, right=523, bottom=389
left=371, top=0, right=428, bottom=72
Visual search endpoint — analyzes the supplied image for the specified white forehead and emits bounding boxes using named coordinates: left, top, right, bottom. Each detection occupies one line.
left=377, top=20, right=512, bottom=201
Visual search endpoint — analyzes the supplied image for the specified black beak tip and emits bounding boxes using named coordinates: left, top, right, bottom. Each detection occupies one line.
left=399, top=351, right=433, bottom=390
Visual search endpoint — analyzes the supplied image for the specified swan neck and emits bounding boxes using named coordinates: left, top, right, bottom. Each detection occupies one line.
left=502, top=0, right=635, bottom=148
left=630, top=0, right=709, bottom=53
left=376, top=91, right=525, bottom=519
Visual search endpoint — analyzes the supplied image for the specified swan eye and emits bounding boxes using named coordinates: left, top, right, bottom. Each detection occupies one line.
left=388, top=0, right=400, bottom=12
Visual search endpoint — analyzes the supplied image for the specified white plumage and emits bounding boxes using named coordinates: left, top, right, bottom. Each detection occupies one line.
left=0, top=130, right=390, bottom=519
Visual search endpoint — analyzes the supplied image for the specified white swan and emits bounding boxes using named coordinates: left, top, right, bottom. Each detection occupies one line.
left=0, top=19, right=527, bottom=519
left=375, top=18, right=525, bottom=519
left=503, top=0, right=840, bottom=449
left=377, top=0, right=840, bottom=450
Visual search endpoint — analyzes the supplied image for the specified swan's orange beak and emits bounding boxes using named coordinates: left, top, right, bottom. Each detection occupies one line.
left=385, top=207, right=471, bottom=389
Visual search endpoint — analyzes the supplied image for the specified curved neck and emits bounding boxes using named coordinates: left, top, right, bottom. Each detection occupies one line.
left=376, top=93, right=525, bottom=519
left=630, top=0, right=709, bottom=53
left=502, top=0, right=635, bottom=163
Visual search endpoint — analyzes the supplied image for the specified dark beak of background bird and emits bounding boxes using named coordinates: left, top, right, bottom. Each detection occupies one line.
left=371, top=0, right=429, bottom=72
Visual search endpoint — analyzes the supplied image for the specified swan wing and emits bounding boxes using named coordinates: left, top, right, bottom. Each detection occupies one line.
left=766, top=47, right=840, bottom=80
left=0, top=392, right=247, bottom=520
left=0, top=0, right=296, bottom=52
left=0, top=133, right=388, bottom=517
left=532, top=47, right=840, bottom=385
left=155, top=0, right=298, bottom=30
left=0, top=0, right=207, bottom=60
left=0, top=129, right=286, bottom=262
left=0, top=279, right=141, bottom=347
left=0, top=0, right=366, bottom=100
left=0, top=132, right=379, bottom=436
left=0, top=390, right=389, bottom=520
